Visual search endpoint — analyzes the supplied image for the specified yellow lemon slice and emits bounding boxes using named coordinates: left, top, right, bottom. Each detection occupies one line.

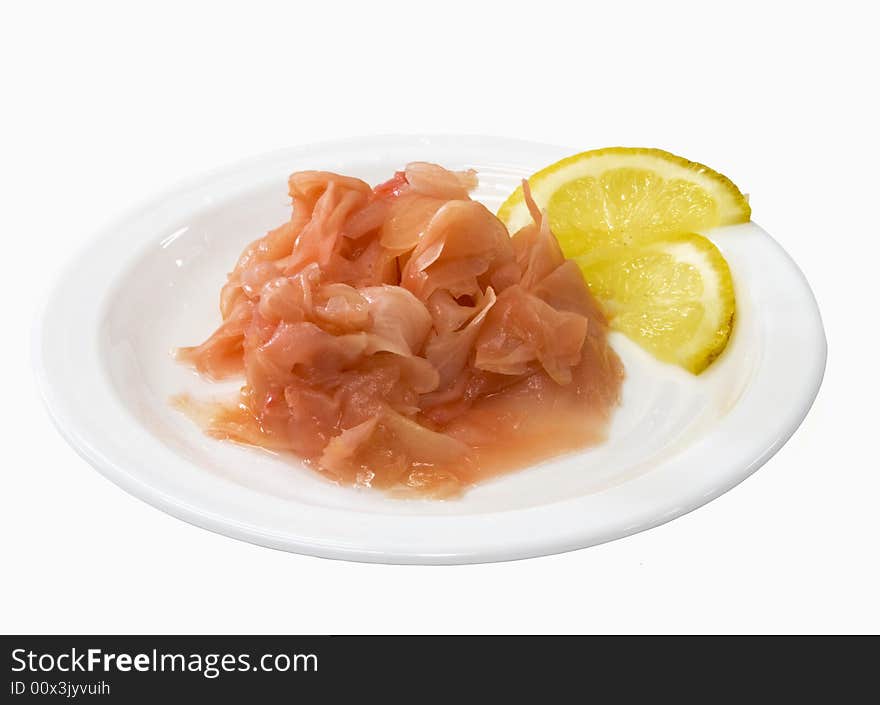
left=575, top=233, right=736, bottom=373
left=498, top=147, right=750, bottom=257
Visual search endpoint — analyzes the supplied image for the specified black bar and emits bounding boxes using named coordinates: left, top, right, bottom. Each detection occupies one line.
left=3, top=635, right=875, bottom=701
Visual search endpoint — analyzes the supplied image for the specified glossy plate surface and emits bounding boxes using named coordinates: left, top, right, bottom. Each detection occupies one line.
left=36, top=135, right=826, bottom=563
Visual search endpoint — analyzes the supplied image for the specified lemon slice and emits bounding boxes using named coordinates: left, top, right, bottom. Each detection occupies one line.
left=498, top=147, right=750, bottom=257
left=575, top=233, right=735, bottom=373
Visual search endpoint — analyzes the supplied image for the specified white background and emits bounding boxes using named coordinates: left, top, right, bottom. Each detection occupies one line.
left=2, top=0, right=877, bottom=634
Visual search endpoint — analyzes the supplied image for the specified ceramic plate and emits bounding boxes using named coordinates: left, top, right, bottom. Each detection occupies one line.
left=35, top=135, right=826, bottom=563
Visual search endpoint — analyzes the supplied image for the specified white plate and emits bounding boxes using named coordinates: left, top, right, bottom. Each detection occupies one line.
left=35, top=135, right=826, bottom=564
